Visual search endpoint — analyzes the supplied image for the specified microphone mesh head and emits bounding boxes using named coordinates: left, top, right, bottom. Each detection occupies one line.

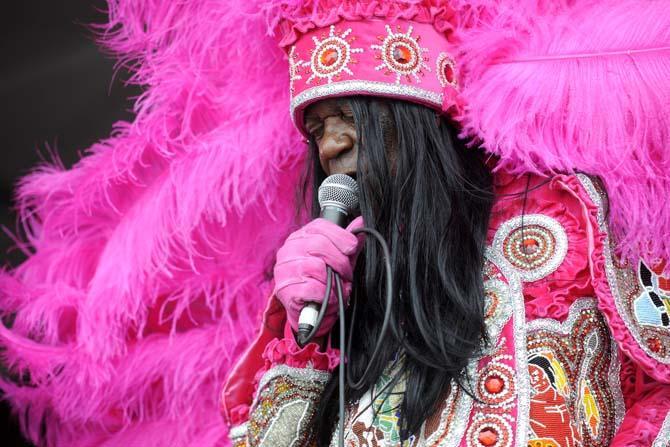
left=318, top=174, right=359, bottom=214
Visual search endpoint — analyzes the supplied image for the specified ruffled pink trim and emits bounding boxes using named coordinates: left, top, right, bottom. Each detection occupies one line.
left=610, top=384, right=670, bottom=446
left=264, top=1, right=456, bottom=48
left=227, top=404, right=250, bottom=428
left=565, top=176, right=670, bottom=383
left=262, top=336, right=340, bottom=372
left=227, top=335, right=339, bottom=428
left=489, top=172, right=594, bottom=322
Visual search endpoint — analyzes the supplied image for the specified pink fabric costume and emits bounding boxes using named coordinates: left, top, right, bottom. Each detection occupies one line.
left=1, top=1, right=669, bottom=446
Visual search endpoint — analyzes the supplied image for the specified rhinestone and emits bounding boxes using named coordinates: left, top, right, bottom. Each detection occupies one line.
left=522, top=238, right=539, bottom=255
left=443, top=63, right=455, bottom=84
left=393, top=45, right=412, bottom=64
left=484, top=376, right=505, bottom=394
left=478, top=427, right=498, bottom=446
left=320, top=48, right=338, bottom=67
left=648, top=337, right=663, bottom=353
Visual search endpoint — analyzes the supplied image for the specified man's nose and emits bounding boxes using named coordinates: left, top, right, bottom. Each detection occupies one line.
left=319, top=118, right=353, bottom=162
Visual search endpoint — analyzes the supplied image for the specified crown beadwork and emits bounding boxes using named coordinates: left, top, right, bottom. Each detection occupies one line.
left=281, top=18, right=460, bottom=135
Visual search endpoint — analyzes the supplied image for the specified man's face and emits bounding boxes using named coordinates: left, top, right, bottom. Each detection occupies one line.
left=303, top=98, right=359, bottom=177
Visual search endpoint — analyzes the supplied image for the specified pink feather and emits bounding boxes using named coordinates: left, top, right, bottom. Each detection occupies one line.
left=1, top=0, right=306, bottom=445
left=455, top=0, right=670, bottom=268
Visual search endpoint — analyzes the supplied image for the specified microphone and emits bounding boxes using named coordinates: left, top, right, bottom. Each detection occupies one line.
left=297, top=174, right=359, bottom=343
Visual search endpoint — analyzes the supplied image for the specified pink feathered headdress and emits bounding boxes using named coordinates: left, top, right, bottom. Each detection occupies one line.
left=0, top=1, right=668, bottom=446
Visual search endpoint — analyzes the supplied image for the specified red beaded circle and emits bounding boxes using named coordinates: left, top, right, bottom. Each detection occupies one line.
left=312, top=39, right=348, bottom=77
left=477, top=362, right=516, bottom=407
left=305, top=26, right=363, bottom=84
left=436, top=52, right=458, bottom=88
left=467, top=414, right=512, bottom=447
left=384, top=36, right=420, bottom=74
left=502, top=225, right=555, bottom=272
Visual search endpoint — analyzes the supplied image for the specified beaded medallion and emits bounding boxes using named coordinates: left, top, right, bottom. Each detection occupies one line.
left=371, top=24, right=431, bottom=84
left=493, top=214, right=568, bottom=283
left=436, top=52, right=458, bottom=89
left=303, top=25, right=364, bottom=85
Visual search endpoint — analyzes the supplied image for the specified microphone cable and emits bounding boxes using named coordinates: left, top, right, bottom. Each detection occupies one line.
left=298, top=226, right=393, bottom=447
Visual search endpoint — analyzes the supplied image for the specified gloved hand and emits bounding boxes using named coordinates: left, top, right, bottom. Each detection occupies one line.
left=274, top=216, right=365, bottom=337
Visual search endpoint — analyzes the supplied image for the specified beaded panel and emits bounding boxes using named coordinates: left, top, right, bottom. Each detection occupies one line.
left=248, top=365, right=329, bottom=446
left=526, top=299, right=624, bottom=447
left=465, top=338, right=517, bottom=447
left=577, top=174, right=670, bottom=363
left=484, top=248, right=533, bottom=447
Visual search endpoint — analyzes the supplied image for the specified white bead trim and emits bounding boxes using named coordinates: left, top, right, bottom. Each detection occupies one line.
left=290, top=79, right=443, bottom=126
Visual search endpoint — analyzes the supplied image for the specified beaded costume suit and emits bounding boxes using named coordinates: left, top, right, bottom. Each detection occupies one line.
left=222, top=172, right=670, bottom=447
left=222, top=2, right=670, bottom=444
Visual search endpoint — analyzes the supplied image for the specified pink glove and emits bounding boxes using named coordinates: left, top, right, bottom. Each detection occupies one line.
left=274, top=217, right=365, bottom=337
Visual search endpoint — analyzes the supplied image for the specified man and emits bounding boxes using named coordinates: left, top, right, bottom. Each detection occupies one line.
left=2, top=1, right=669, bottom=446
left=221, top=2, right=670, bottom=446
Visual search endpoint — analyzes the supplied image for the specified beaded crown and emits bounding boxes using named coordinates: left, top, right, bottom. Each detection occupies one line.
left=271, top=1, right=461, bottom=135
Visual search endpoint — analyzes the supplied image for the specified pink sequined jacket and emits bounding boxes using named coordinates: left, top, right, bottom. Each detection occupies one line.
left=221, top=172, right=670, bottom=447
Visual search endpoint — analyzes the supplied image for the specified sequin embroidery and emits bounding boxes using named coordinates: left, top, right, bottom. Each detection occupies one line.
left=248, top=365, right=329, bottom=446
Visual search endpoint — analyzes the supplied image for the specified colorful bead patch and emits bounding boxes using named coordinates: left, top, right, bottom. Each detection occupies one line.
left=248, top=365, right=329, bottom=446
left=633, top=261, right=670, bottom=331
left=577, top=173, right=670, bottom=364
left=527, top=299, right=624, bottom=447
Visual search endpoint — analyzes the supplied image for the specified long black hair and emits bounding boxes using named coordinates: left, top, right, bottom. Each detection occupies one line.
left=301, top=97, right=494, bottom=444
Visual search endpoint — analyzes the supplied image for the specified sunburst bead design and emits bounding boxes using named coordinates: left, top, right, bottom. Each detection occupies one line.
left=304, top=25, right=364, bottom=84
left=371, top=24, right=431, bottom=84
left=288, top=46, right=305, bottom=95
